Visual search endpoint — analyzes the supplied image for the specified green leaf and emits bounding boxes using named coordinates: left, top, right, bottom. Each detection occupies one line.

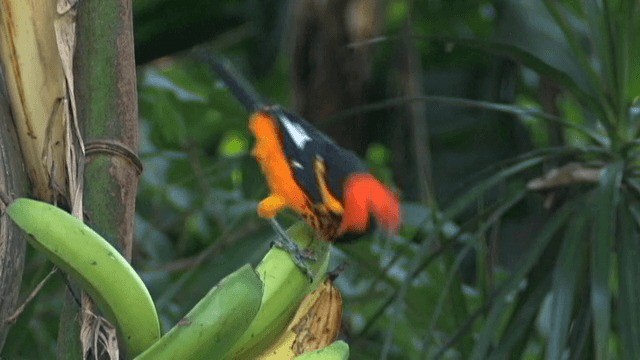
left=219, top=130, right=249, bottom=157
left=584, top=0, right=613, bottom=96
left=417, top=188, right=525, bottom=356
left=440, top=38, right=603, bottom=120
left=629, top=4, right=640, bottom=102
left=567, top=292, right=593, bottom=360
left=590, top=161, right=623, bottom=360
left=329, top=95, right=606, bottom=146
left=488, top=264, right=551, bottom=359
left=493, top=1, right=595, bottom=99
left=546, top=210, right=588, bottom=359
left=617, top=199, right=640, bottom=359
left=542, top=0, right=603, bottom=102
left=445, top=156, right=544, bottom=218
left=294, top=340, right=349, bottom=360
left=468, top=199, right=576, bottom=360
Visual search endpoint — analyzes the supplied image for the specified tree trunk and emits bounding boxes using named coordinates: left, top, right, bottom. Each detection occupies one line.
left=291, top=0, right=383, bottom=154
left=0, top=78, right=28, bottom=351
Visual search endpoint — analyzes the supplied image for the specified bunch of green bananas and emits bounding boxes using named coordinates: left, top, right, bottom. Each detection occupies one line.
left=6, top=198, right=349, bottom=359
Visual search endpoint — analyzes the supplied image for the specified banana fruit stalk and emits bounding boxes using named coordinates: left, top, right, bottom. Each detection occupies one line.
left=6, top=198, right=160, bottom=356
left=134, top=264, right=263, bottom=360
left=294, top=340, right=350, bottom=360
left=258, top=278, right=343, bottom=359
left=225, top=222, right=331, bottom=359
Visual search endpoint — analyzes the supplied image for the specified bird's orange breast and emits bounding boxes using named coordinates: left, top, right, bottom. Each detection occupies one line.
left=249, top=112, right=310, bottom=216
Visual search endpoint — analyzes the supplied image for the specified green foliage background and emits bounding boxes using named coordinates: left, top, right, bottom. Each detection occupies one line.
left=4, top=0, right=640, bottom=359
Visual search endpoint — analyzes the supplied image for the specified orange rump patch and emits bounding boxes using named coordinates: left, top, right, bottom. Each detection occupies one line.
left=337, top=173, right=401, bottom=235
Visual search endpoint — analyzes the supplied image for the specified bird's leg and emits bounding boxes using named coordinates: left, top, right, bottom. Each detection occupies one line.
left=269, top=218, right=316, bottom=280
left=258, top=194, right=317, bottom=279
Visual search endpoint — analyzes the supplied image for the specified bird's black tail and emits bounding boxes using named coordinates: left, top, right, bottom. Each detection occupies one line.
left=194, top=51, right=268, bottom=113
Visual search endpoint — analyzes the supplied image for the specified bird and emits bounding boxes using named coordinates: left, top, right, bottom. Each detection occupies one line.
left=204, top=55, right=401, bottom=273
left=249, top=106, right=400, bottom=242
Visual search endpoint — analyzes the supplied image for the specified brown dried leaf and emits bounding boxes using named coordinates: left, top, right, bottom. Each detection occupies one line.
left=527, top=162, right=601, bottom=191
left=54, top=0, right=84, bottom=216
left=0, top=1, right=68, bottom=200
left=80, top=294, right=119, bottom=360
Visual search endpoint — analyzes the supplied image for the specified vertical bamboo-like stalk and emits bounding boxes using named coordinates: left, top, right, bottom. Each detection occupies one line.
left=61, top=0, right=141, bottom=357
left=74, top=0, right=139, bottom=259
left=399, top=23, right=435, bottom=208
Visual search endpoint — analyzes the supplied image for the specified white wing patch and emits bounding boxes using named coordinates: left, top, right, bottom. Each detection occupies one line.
left=280, top=114, right=312, bottom=149
left=291, top=160, right=304, bottom=169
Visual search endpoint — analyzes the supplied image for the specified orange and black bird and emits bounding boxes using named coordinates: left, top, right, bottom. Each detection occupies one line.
left=206, top=56, right=400, bottom=270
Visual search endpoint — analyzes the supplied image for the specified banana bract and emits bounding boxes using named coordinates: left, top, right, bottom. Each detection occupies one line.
left=258, top=278, right=343, bottom=359
left=135, top=264, right=263, bottom=360
left=6, top=198, right=160, bottom=356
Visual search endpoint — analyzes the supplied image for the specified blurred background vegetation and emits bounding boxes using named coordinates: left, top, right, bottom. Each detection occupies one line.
left=4, top=0, right=640, bottom=359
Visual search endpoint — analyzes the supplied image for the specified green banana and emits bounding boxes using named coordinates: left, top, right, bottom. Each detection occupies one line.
left=294, top=340, right=350, bottom=360
left=225, top=222, right=331, bottom=359
left=134, top=264, right=263, bottom=360
left=6, top=198, right=160, bottom=356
